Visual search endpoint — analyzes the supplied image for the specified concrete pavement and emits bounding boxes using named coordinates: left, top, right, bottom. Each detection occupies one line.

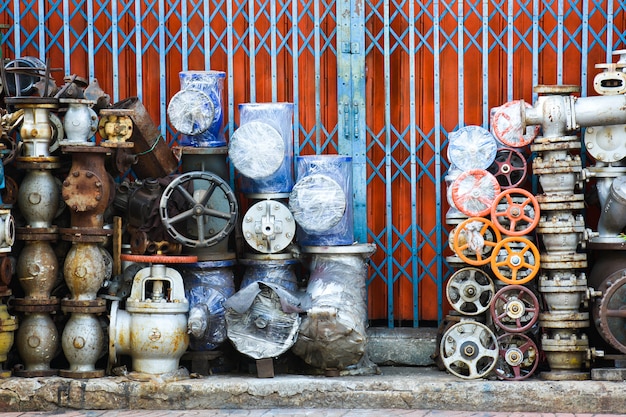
left=2, top=366, right=626, bottom=414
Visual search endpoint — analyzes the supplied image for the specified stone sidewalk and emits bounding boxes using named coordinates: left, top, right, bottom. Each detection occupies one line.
left=1, top=367, right=626, bottom=414
left=2, top=410, right=626, bottom=416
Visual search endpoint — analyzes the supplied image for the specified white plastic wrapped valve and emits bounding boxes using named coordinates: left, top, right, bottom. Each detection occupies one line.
left=289, top=174, right=346, bottom=233
left=447, top=126, right=497, bottom=171
left=229, top=121, right=285, bottom=179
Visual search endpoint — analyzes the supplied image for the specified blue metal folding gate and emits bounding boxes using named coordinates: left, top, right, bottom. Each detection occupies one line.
left=1, top=0, right=625, bottom=327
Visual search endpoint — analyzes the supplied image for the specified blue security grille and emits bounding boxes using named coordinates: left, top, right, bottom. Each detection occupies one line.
left=1, top=0, right=625, bottom=327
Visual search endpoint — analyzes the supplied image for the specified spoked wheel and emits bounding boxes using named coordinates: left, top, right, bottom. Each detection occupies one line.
left=487, top=147, right=528, bottom=189
left=491, top=237, right=540, bottom=285
left=446, top=267, right=495, bottom=315
left=490, top=188, right=540, bottom=236
left=440, top=320, right=499, bottom=379
left=159, top=171, right=238, bottom=248
left=495, top=332, right=539, bottom=380
left=452, top=217, right=501, bottom=266
left=490, top=284, right=540, bottom=333
left=450, top=169, right=501, bottom=217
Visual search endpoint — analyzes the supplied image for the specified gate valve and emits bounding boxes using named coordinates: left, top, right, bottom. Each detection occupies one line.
left=490, top=284, right=540, bottom=333
left=109, top=256, right=193, bottom=374
left=450, top=169, right=501, bottom=217
left=491, top=236, right=540, bottom=285
left=451, top=217, right=501, bottom=266
left=490, top=188, right=540, bottom=236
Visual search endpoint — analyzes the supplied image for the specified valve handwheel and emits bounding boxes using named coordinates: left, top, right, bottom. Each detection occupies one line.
left=445, top=267, right=495, bottom=315
left=491, top=100, right=539, bottom=147
left=159, top=171, right=238, bottom=248
left=595, top=271, right=626, bottom=353
left=490, top=188, right=540, bottom=236
left=439, top=320, right=499, bottom=379
left=490, top=284, right=540, bottom=333
left=450, top=169, right=501, bottom=217
left=487, top=147, right=527, bottom=189
left=452, top=217, right=502, bottom=266
left=491, top=237, right=540, bottom=284
left=495, top=332, right=539, bottom=380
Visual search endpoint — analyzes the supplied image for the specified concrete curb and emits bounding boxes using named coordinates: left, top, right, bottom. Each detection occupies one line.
left=1, top=367, right=626, bottom=413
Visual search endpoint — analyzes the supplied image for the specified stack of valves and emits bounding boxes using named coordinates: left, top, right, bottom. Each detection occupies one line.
left=7, top=94, right=63, bottom=377
left=289, top=155, right=377, bottom=375
left=225, top=102, right=303, bottom=373
left=444, top=124, right=541, bottom=380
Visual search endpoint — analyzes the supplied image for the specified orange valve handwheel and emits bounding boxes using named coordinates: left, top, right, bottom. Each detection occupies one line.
left=490, top=100, right=539, bottom=148
left=490, top=188, right=540, bottom=236
left=490, top=236, right=540, bottom=285
left=450, top=169, right=501, bottom=217
left=452, top=217, right=502, bottom=266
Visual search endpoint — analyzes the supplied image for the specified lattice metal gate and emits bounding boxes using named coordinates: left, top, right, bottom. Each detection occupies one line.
left=1, top=0, right=625, bottom=327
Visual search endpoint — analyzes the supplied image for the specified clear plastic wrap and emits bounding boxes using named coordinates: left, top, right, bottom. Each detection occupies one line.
left=224, top=282, right=306, bottom=359
left=289, top=155, right=354, bottom=246
left=172, top=70, right=226, bottom=147
left=230, top=102, right=294, bottom=194
left=180, top=261, right=236, bottom=351
left=239, top=258, right=299, bottom=292
left=490, top=100, right=539, bottom=147
left=229, top=121, right=285, bottom=179
left=450, top=169, right=501, bottom=217
left=447, top=126, right=497, bottom=171
left=292, top=245, right=375, bottom=370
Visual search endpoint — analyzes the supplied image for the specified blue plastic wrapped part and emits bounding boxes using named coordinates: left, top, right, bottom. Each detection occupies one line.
left=168, top=70, right=226, bottom=147
left=229, top=102, right=294, bottom=194
left=179, top=260, right=236, bottom=351
left=289, top=155, right=354, bottom=246
left=447, top=126, right=497, bottom=171
left=239, top=257, right=299, bottom=292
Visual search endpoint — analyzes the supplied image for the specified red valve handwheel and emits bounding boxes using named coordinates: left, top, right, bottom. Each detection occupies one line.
left=495, top=332, right=539, bottom=380
left=487, top=147, right=528, bottom=189
left=120, top=253, right=198, bottom=264
left=491, top=100, right=539, bottom=147
left=450, top=169, right=501, bottom=217
left=452, top=217, right=502, bottom=266
left=490, top=236, right=540, bottom=284
left=490, top=284, right=540, bottom=333
left=490, top=188, right=540, bottom=236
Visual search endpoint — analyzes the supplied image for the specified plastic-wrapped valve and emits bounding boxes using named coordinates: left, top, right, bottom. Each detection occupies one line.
left=447, top=126, right=497, bottom=171
left=167, top=88, right=215, bottom=136
left=229, top=121, right=285, bottom=179
left=181, top=262, right=236, bottom=351
left=292, top=248, right=373, bottom=370
left=224, top=282, right=307, bottom=360
left=289, top=174, right=346, bottom=233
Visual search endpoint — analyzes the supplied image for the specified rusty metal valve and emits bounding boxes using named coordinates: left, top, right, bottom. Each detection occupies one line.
left=109, top=262, right=190, bottom=374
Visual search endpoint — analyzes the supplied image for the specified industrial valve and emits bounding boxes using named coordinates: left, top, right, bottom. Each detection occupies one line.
left=109, top=256, right=192, bottom=374
left=490, top=236, right=540, bottom=285
left=450, top=169, right=501, bottom=217
left=490, top=188, right=540, bottom=236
